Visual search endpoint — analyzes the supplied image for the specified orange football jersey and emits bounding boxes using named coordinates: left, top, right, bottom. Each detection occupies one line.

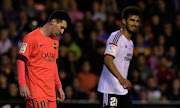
left=18, top=28, right=59, bottom=101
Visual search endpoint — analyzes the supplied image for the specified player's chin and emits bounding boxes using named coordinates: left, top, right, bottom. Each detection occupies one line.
left=54, top=33, right=58, bottom=37
left=131, top=29, right=138, bottom=34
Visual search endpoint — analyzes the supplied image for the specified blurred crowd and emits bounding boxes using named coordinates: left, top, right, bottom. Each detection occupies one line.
left=0, top=0, right=180, bottom=104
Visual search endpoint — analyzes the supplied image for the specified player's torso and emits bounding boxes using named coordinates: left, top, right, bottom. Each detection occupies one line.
left=28, top=35, right=58, bottom=66
left=115, top=35, right=133, bottom=66
left=25, top=32, right=58, bottom=100
left=26, top=34, right=59, bottom=85
left=111, top=34, right=133, bottom=77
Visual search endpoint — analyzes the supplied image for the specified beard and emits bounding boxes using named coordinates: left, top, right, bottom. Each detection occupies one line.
left=56, top=33, right=63, bottom=40
left=126, top=22, right=137, bottom=34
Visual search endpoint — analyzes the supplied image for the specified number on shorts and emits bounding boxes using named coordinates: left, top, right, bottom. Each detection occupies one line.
left=110, top=97, right=118, bottom=107
left=35, top=101, right=40, bottom=108
left=35, top=100, right=46, bottom=108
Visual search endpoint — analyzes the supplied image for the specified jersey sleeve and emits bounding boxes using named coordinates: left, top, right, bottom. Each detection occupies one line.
left=104, top=43, right=117, bottom=58
left=17, top=59, right=27, bottom=87
left=104, top=31, right=122, bottom=58
left=18, top=35, right=34, bottom=60
left=54, top=64, right=62, bottom=88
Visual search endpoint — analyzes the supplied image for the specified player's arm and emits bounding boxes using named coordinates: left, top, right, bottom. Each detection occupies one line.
left=17, top=55, right=30, bottom=98
left=54, top=64, right=62, bottom=88
left=104, top=55, right=132, bottom=89
left=54, top=64, right=65, bottom=101
left=17, top=34, right=34, bottom=99
left=104, top=55, right=123, bottom=81
left=54, top=41, right=65, bottom=101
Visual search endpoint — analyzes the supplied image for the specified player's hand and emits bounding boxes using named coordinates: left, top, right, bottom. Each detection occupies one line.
left=57, top=88, right=65, bottom=102
left=119, top=77, right=132, bottom=89
left=19, top=86, right=30, bottom=99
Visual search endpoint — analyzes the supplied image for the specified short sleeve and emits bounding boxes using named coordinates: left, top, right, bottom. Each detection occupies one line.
left=104, top=31, right=122, bottom=58
left=104, top=43, right=117, bottom=58
left=18, top=35, right=34, bottom=60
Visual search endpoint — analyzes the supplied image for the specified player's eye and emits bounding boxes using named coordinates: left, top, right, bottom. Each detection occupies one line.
left=130, top=19, right=135, bottom=21
left=61, top=27, right=65, bottom=30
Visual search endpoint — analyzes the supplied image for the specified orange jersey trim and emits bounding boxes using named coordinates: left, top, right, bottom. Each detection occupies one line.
left=120, top=30, right=130, bottom=41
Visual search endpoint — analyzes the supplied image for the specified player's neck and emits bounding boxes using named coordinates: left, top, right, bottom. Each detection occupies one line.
left=121, top=28, right=132, bottom=40
left=40, top=23, right=52, bottom=37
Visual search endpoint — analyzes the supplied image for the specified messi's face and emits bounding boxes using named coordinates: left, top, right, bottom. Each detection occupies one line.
left=51, top=19, right=67, bottom=37
left=123, top=15, right=140, bottom=34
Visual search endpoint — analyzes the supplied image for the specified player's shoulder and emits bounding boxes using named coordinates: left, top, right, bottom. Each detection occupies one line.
left=109, top=30, right=123, bottom=39
left=108, top=30, right=123, bottom=44
left=110, top=30, right=121, bottom=37
left=23, top=28, right=39, bottom=40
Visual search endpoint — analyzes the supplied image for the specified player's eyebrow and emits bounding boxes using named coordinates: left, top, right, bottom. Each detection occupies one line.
left=130, top=19, right=135, bottom=21
left=129, top=18, right=140, bottom=22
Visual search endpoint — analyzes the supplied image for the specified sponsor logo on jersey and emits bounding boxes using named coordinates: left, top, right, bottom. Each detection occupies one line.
left=53, top=42, right=57, bottom=49
left=41, top=53, right=55, bottom=62
left=20, top=43, right=27, bottom=53
left=124, top=53, right=133, bottom=61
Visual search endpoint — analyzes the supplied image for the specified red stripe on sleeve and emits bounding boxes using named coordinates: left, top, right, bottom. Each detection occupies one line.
left=109, top=43, right=117, bottom=46
left=104, top=53, right=115, bottom=58
left=17, top=59, right=27, bottom=87
left=54, top=65, right=62, bottom=89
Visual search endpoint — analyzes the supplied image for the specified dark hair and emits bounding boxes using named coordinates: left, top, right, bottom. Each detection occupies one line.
left=48, top=9, right=71, bottom=28
left=121, top=6, right=141, bottom=20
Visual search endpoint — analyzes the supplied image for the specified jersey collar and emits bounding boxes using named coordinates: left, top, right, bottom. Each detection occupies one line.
left=120, top=30, right=130, bottom=41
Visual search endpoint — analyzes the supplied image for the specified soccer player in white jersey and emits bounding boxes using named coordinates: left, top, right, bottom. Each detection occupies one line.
left=97, top=6, right=141, bottom=108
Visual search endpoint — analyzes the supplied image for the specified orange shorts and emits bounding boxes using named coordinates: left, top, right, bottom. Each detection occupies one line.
left=26, top=98, right=56, bottom=108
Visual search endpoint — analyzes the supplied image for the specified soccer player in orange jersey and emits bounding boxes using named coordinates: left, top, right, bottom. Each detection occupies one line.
left=17, top=10, right=71, bottom=108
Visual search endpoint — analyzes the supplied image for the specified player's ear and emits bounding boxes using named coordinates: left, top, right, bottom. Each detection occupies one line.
left=51, top=19, right=57, bottom=25
left=122, top=18, right=126, bottom=25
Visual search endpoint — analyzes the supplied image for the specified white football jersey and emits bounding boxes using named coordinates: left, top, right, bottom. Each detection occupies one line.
left=98, top=30, right=134, bottom=95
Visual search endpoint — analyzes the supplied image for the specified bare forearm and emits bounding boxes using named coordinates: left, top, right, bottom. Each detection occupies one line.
left=104, top=55, right=132, bottom=89
left=104, top=55, right=123, bottom=80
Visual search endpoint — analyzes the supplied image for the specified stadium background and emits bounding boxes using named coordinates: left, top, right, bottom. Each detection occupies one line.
left=0, top=0, right=179, bottom=108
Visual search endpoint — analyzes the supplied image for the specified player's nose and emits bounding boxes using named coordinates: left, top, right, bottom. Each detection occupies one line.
left=60, top=29, right=65, bottom=34
left=135, top=21, right=139, bottom=26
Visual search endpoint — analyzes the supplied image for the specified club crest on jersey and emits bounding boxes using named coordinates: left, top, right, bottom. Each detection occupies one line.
left=108, top=45, right=116, bottom=54
left=20, top=43, right=27, bottom=53
left=53, top=42, right=57, bottom=49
